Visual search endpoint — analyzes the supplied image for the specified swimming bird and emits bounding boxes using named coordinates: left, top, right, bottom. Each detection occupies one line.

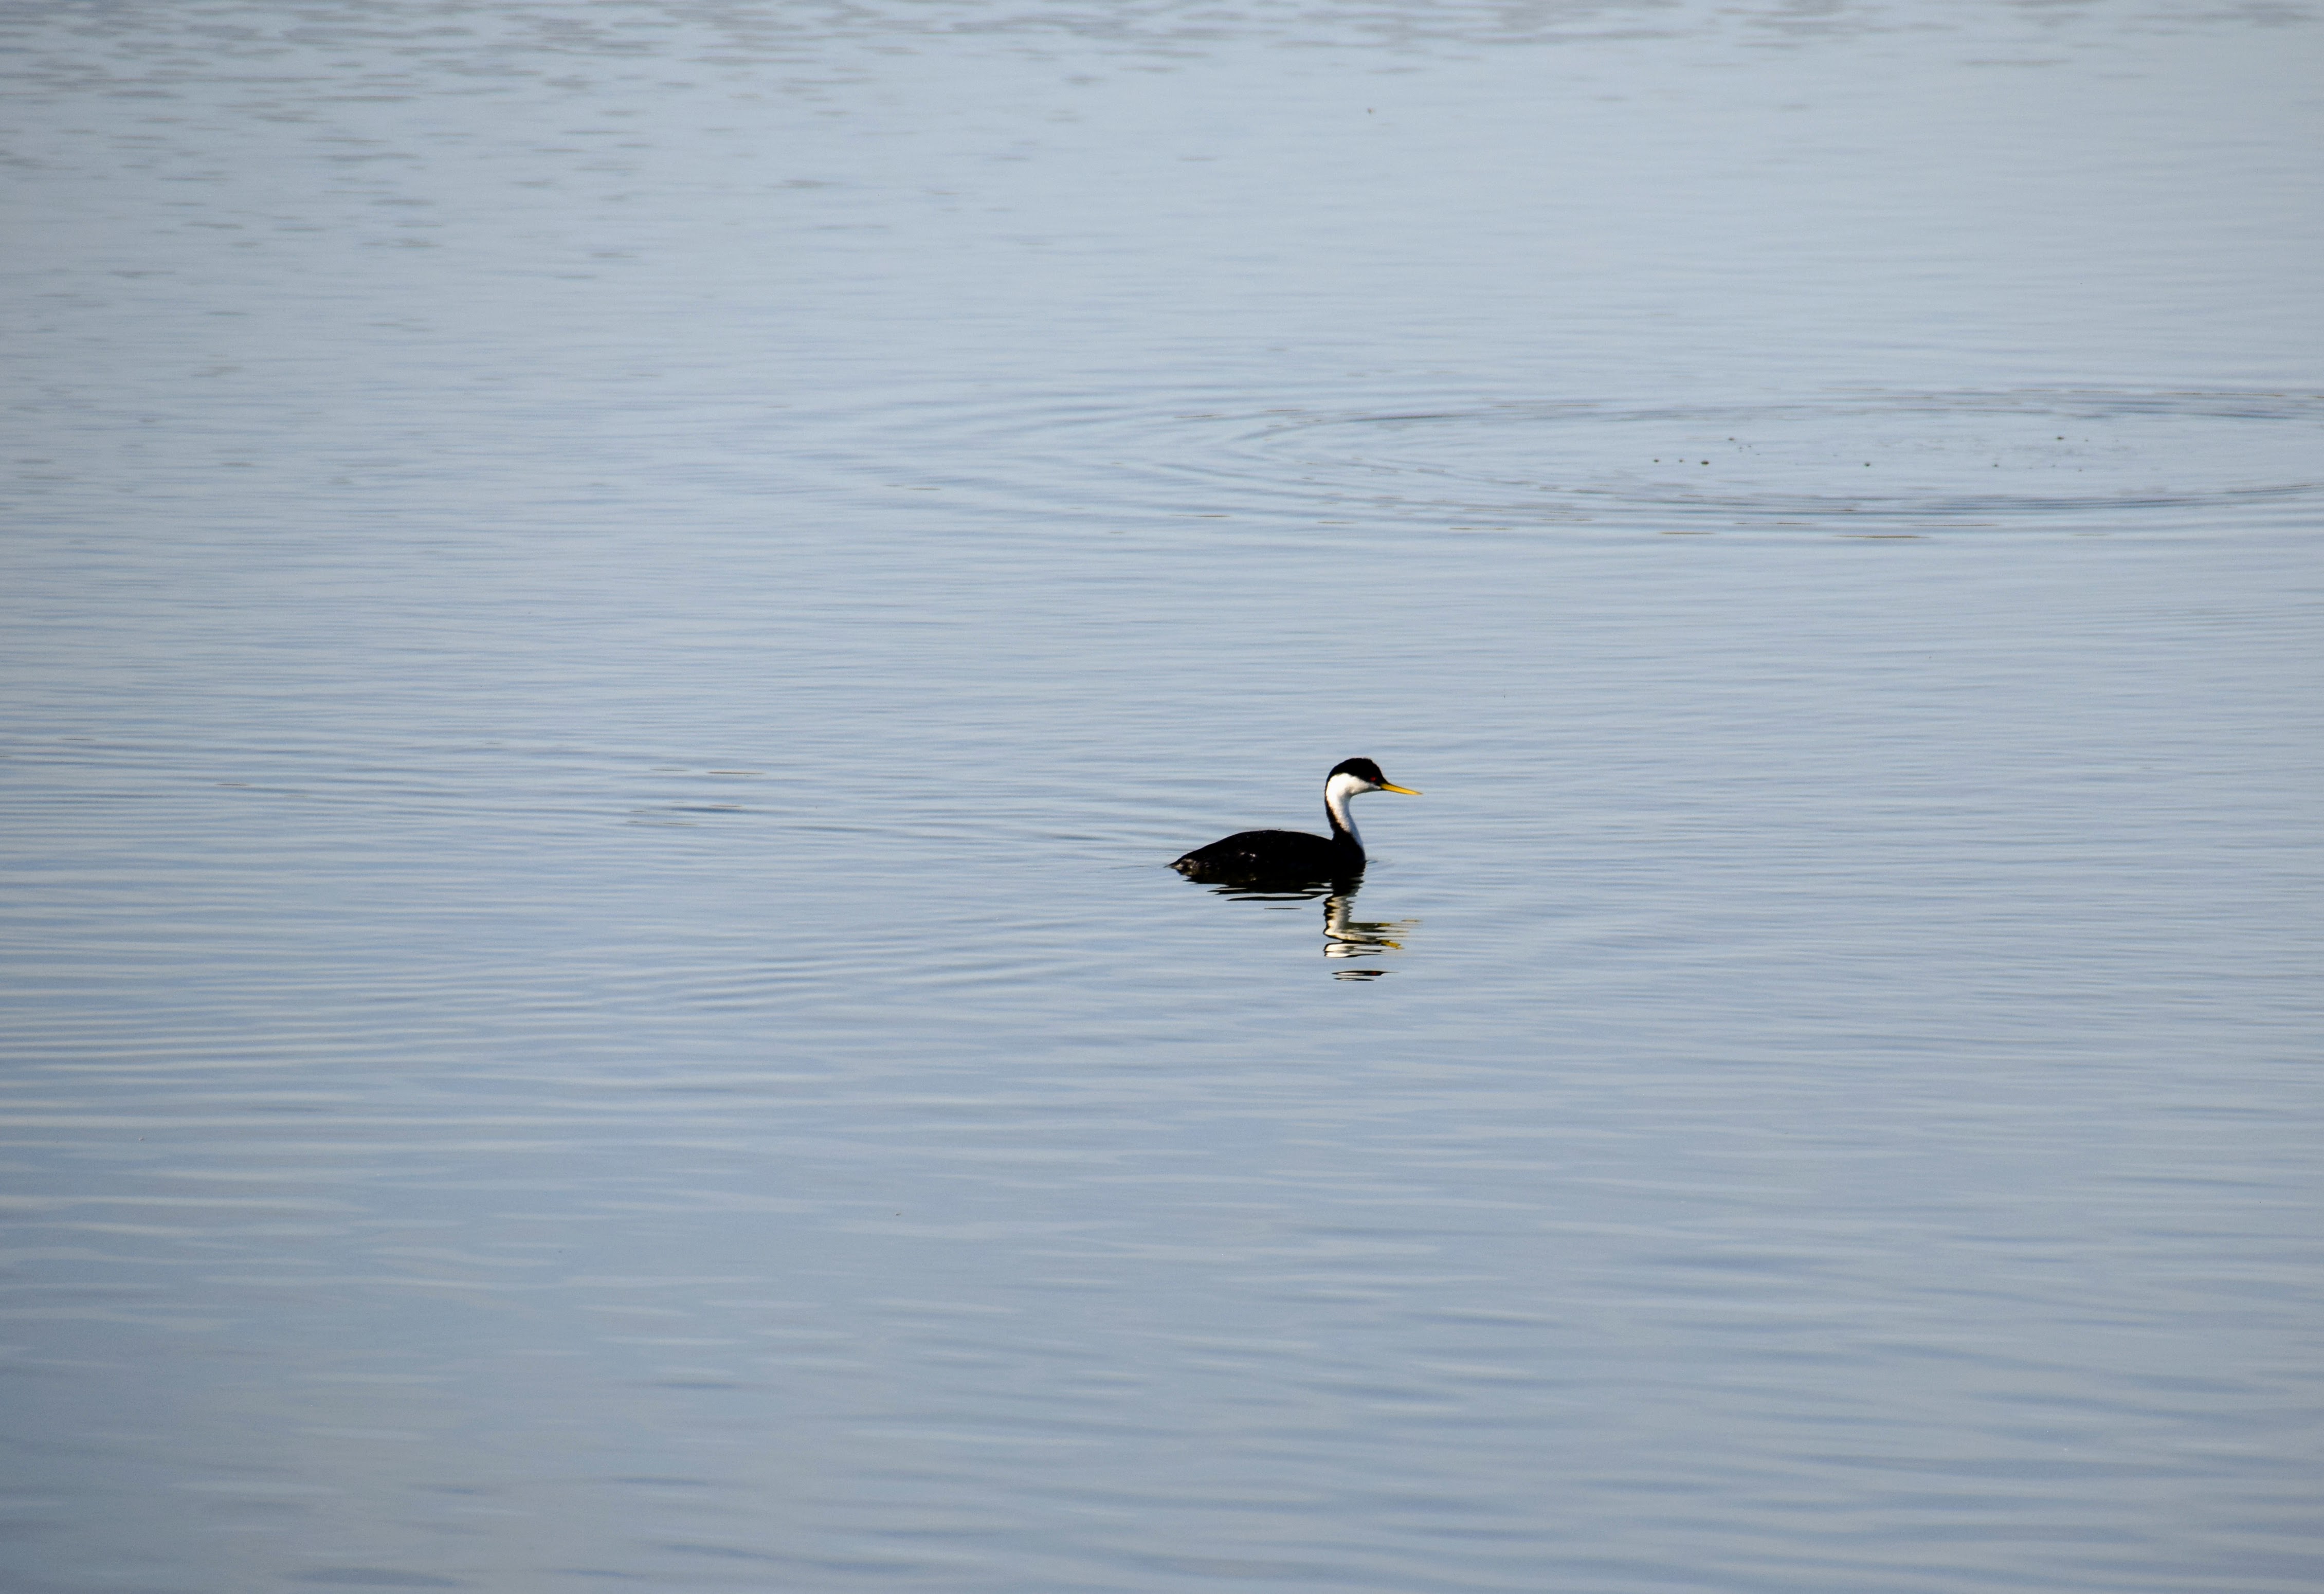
left=1172, top=758, right=1421, bottom=882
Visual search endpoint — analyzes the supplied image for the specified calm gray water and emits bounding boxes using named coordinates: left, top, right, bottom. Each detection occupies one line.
left=5, top=2, right=2322, bottom=1590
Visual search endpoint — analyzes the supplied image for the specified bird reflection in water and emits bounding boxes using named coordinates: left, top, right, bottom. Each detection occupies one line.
left=1195, top=876, right=1421, bottom=978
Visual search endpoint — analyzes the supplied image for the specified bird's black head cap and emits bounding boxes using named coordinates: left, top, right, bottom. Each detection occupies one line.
left=1329, top=758, right=1386, bottom=784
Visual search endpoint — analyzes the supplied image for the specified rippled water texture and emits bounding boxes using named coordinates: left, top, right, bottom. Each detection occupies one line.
left=4, top=3, right=2322, bottom=1592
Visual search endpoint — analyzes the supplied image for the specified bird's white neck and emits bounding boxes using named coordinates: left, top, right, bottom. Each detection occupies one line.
left=1323, top=771, right=1367, bottom=848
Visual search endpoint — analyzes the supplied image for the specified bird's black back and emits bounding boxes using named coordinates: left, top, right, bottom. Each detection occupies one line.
left=1171, top=827, right=1360, bottom=885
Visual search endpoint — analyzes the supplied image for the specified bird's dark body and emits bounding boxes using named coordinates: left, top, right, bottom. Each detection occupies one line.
left=1171, top=828, right=1360, bottom=882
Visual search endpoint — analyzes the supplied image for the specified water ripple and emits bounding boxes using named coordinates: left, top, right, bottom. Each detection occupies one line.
left=846, top=386, right=2324, bottom=539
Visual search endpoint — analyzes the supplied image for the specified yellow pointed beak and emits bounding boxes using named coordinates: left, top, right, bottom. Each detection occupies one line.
left=1378, top=781, right=1422, bottom=796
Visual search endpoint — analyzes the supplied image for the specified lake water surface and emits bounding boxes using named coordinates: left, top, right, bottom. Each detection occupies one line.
left=4, top=2, right=2322, bottom=1590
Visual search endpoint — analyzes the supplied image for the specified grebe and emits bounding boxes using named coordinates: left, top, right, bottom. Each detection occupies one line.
left=1171, top=758, right=1421, bottom=881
